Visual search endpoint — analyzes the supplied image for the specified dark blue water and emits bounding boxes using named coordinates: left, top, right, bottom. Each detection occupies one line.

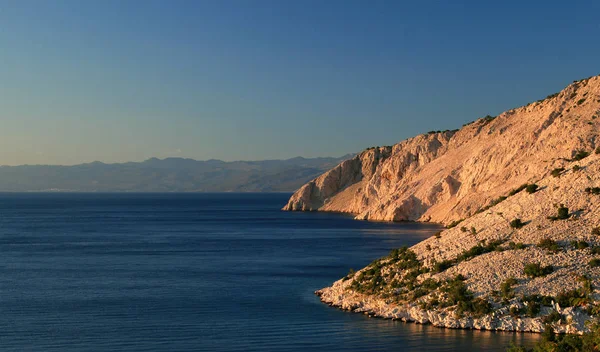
left=0, top=193, right=538, bottom=351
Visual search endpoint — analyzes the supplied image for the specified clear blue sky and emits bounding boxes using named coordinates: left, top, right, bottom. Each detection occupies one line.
left=1, top=0, right=599, bottom=165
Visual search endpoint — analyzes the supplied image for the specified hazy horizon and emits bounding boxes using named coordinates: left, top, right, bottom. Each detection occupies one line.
left=0, top=153, right=354, bottom=167
left=2, top=0, right=599, bottom=165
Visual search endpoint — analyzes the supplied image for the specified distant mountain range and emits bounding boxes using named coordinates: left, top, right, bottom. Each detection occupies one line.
left=0, top=155, right=353, bottom=192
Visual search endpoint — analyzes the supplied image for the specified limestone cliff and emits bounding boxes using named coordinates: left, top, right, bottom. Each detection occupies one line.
left=284, top=75, right=600, bottom=225
left=317, top=145, right=600, bottom=334
left=298, top=74, right=600, bottom=334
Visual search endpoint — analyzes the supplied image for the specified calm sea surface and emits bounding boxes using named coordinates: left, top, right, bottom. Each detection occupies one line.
left=0, top=193, right=538, bottom=351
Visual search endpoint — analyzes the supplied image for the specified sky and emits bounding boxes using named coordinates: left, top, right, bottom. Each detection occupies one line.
left=1, top=0, right=599, bottom=165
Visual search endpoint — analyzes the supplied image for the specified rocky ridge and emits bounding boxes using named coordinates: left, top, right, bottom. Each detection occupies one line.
left=318, top=150, right=600, bottom=333
left=287, top=75, right=600, bottom=334
left=284, top=75, right=600, bottom=224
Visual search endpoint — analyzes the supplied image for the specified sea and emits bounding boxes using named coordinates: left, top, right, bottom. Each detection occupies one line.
left=0, top=193, right=539, bottom=351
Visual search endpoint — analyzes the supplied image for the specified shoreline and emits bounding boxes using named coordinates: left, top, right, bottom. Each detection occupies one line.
left=315, top=277, right=589, bottom=335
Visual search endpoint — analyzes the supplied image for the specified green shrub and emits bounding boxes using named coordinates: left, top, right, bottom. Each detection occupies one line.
left=457, top=240, right=504, bottom=262
left=342, top=268, right=356, bottom=281
left=460, top=226, right=468, bottom=232
left=508, top=184, right=528, bottom=196
left=458, top=297, right=493, bottom=317
left=557, top=206, right=569, bottom=219
left=433, top=260, right=453, bottom=273
left=510, top=218, right=525, bottom=229
left=509, top=306, right=524, bottom=317
left=388, top=247, right=420, bottom=269
left=441, top=277, right=473, bottom=305
left=589, top=258, right=600, bottom=267
left=537, top=238, right=561, bottom=253
left=551, top=168, right=565, bottom=177
left=573, top=165, right=582, bottom=172
left=585, top=187, right=600, bottom=195
left=596, top=146, right=600, bottom=154
left=509, top=241, right=527, bottom=250
left=526, top=184, right=539, bottom=194
left=572, top=150, right=590, bottom=161
left=523, top=294, right=556, bottom=309
left=434, top=231, right=442, bottom=239
left=410, top=287, right=429, bottom=299
left=548, top=205, right=569, bottom=221
left=500, top=277, right=517, bottom=299
left=446, top=219, right=464, bottom=229
left=542, top=310, right=562, bottom=323
left=556, top=289, right=588, bottom=307
left=590, top=246, right=600, bottom=254
left=524, top=262, right=554, bottom=278
left=525, top=299, right=541, bottom=317
left=571, top=240, right=589, bottom=249
left=420, top=278, right=440, bottom=290
left=476, top=196, right=507, bottom=214
left=577, top=98, right=587, bottom=105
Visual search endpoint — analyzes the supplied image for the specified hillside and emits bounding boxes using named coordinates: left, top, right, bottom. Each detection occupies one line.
left=286, top=74, right=600, bottom=334
left=284, top=76, right=600, bottom=225
left=0, top=155, right=352, bottom=192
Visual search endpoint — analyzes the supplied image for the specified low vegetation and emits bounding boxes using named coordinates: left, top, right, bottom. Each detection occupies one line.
left=476, top=183, right=539, bottom=215
left=500, top=277, right=518, bottom=299
left=585, top=187, right=600, bottom=195
left=589, top=258, right=600, bottom=267
left=457, top=240, right=504, bottom=262
left=571, top=240, right=589, bottom=249
left=537, top=238, right=561, bottom=253
left=507, top=323, right=600, bottom=352
left=523, top=263, right=554, bottom=278
left=446, top=219, right=464, bottom=229
left=551, top=168, right=565, bottom=177
left=571, top=150, right=590, bottom=161
left=508, top=241, right=526, bottom=250
left=510, top=218, right=525, bottom=229
left=526, top=184, right=539, bottom=193
left=547, top=205, right=569, bottom=221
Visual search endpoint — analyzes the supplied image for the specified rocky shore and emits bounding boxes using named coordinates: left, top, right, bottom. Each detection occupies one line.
left=285, top=75, right=600, bottom=334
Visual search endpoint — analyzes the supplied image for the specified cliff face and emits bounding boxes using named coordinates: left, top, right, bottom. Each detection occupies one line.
left=318, top=143, right=600, bottom=334
left=299, top=74, right=600, bottom=334
left=284, top=75, right=600, bottom=224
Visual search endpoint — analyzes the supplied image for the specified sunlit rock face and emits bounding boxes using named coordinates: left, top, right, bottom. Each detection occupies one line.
left=288, top=75, right=600, bottom=333
left=284, top=75, right=600, bottom=225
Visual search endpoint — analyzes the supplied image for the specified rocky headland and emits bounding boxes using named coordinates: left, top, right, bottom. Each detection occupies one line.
left=285, top=75, right=600, bottom=334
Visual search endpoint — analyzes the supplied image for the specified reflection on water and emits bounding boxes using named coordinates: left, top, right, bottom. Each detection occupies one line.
left=0, top=193, right=540, bottom=351
left=344, top=317, right=541, bottom=351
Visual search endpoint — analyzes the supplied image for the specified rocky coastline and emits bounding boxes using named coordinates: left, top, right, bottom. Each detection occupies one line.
left=285, top=75, right=600, bottom=334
